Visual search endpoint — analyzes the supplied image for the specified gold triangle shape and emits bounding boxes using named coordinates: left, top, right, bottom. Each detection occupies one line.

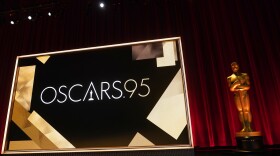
left=36, top=56, right=50, bottom=64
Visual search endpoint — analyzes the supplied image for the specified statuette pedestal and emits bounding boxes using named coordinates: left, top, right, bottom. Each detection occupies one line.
left=235, top=131, right=264, bottom=152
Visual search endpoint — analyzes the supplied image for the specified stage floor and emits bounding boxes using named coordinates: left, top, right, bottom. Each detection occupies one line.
left=194, top=146, right=280, bottom=156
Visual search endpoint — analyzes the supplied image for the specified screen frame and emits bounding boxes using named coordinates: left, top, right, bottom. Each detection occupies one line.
left=1, top=37, right=194, bottom=154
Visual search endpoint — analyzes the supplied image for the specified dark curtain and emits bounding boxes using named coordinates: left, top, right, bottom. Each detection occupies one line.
left=0, top=0, right=280, bottom=148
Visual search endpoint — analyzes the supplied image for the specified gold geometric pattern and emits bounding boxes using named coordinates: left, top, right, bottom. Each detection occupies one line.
left=11, top=101, right=75, bottom=149
left=156, top=41, right=177, bottom=67
left=9, top=141, right=41, bottom=150
left=128, top=132, right=154, bottom=146
left=15, top=66, right=36, bottom=111
left=11, top=101, right=59, bottom=149
left=36, top=56, right=50, bottom=64
left=147, top=69, right=187, bottom=139
left=10, top=64, right=75, bottom=150
left=28, top=111, right=75, bottom=149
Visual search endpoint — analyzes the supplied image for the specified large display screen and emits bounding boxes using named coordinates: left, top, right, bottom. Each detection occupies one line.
left=1, top=37, right=193, bottom=154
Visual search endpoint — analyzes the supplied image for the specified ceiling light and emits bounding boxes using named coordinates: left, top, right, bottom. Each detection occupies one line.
left=28, top=15, right=32, bottom=20
left=99, top=2, right=105, bottom=8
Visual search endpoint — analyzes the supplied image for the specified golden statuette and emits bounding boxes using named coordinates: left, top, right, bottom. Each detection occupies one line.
left=227, top=62, right=252, bottom=132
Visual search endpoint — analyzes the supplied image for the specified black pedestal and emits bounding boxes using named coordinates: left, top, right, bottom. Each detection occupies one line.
left=235, top=132, right=264, bottom=152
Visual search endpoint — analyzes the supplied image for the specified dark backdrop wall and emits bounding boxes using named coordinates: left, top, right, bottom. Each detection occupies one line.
left=0, top=0, right=279, bottom=147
